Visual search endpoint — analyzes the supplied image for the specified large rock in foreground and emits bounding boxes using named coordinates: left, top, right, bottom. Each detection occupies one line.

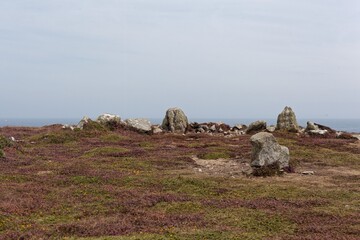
left=250, top=132, right=289, bottom=175
left=125, top=118, right=152, bottom=133
left=276, top=106, right=299, bottom=132
left=161, top=108, right=189, bottom=133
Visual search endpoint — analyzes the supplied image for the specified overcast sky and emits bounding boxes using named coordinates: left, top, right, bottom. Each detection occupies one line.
left=1, top=0, right=359, bottom=119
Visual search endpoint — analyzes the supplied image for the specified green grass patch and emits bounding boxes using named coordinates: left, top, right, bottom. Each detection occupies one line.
left=70, top=176, right=101, bottom=185
left=0, top=215, right=11, bottom=232
left=292, top=146, right=360, bottom=168
left=205, top=207, right=295, bottom=238
left=139, top=142, right=155, bottom=150
left=82, top=147, right=129, bottom=158
left=0, top=174, right=31, bottom=183
left=0, top=135, right=12, bottom=149
left=161, top=176, right=220, bottom=196
left=153, top=202, right=205, bottom=215
left=100, top=134, right=129, bottom=143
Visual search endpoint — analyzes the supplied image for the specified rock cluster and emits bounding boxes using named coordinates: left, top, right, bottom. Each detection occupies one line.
left=97, top=113, right=121, bottom=125
left=60, top=106, right=358, bottom=139
left=250, top=132, right=289, bottom=175
left=161, top=108, right=189, bottom=133
left=276, top=106, right=299, bottom=132
left=305, top=121, right=335, bottom=136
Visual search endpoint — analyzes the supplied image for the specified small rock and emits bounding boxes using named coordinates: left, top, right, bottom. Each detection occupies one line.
left=301, top=171, right=315, bottom=175
left=336, top=132, right=358, bottom=140
left=266, top=126, right=276, bottom=133
left=352, top=134, right=360, bottom=140
left=309, top=129, right=328, bottom=135
left=152, top=125, right=163, bottom=134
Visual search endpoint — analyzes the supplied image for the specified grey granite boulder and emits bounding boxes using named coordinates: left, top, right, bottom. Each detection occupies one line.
left=161, top=108, right=189, bottom=133
left=125, top=118, right=152, bottom=133
left=250, top=132, right=289, bottom=170
left=276, top=106, right=299, bottom=132
left=96, top=113, right=121, bottom=125
left=246, top=120, right=267, bottom=134
left=77, top=116, right=91, bottom=130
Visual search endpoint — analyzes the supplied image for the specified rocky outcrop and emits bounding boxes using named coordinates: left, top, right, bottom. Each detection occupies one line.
left=250, top=132, right=289, bottom=175
left=161, top=108, right=189, bottom=133
left=96, top=113, right=121, bottom=130
left=125, top=118, right=152, bottom=133
left=77, top=116, right=91, bottom=130
left=246, top=120, right=267, bottom=134
left=97, top=114, right=121, bottom=125
left=336, top=132, right=358, bottom=140
left=305, top=121, right=336, bottom=137
left=276, top=106, right=299, bottom=132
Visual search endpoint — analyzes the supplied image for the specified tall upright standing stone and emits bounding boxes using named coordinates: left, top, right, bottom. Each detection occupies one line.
left=161, top=108, right=189, bottom=133
left=276, top=106, right=299, bottom=132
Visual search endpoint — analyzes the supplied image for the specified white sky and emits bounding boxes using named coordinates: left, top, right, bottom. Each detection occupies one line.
left=1, top=0, right=359, bottom=119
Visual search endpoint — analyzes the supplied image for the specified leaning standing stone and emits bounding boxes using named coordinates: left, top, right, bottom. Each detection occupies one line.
left=250, top=132, right=289, bottom=175
left=161, top=107, right=189, bottom=133
left=276, top=106, right=299, bottom=132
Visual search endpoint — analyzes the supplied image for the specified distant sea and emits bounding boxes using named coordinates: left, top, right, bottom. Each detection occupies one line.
left=0, top=118, right=360, bottom=133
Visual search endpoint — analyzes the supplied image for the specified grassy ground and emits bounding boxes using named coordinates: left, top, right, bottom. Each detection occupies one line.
left=0, top=125, right=359, bottom=239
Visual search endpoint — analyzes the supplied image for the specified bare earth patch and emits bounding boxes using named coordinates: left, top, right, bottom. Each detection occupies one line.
left=191, top=155, right=252, bottom=177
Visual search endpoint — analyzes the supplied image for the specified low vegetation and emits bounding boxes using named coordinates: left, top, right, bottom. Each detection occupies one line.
left=0, top=126, right=359, bottom=239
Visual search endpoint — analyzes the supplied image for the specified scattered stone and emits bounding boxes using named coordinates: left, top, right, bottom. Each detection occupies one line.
left=9, top=137, right=16, bottom=142
left=232, top=124, right=247, bottom=131
left=77, top=116, right=91, bottom=130
left=62, top=124, right=75, bottom=130
left=266, top=126, right=276, bottom=133
left=246, top=120, right=267, bottom=134
left=152, top=125, right=163, bottom=134
left=309, top=129, right=328, bottom=136
left=301, top=171, right=315, bottom=175
left=125, top=118, right=152, bottom=133
left=209, top=125, right=216, bottom=132
left=352, top=134, right=360, bottom=140
left=276, top=106, right=299, bottom=132
left=336, top=132, right=358, bottom=140
left=305, top=121, right=337, bottom=137
left=37, top=171, right=53, bottom=176
left=250, top=132, right=289, bottom=175
left=161, top=108, right=189, bottom=133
